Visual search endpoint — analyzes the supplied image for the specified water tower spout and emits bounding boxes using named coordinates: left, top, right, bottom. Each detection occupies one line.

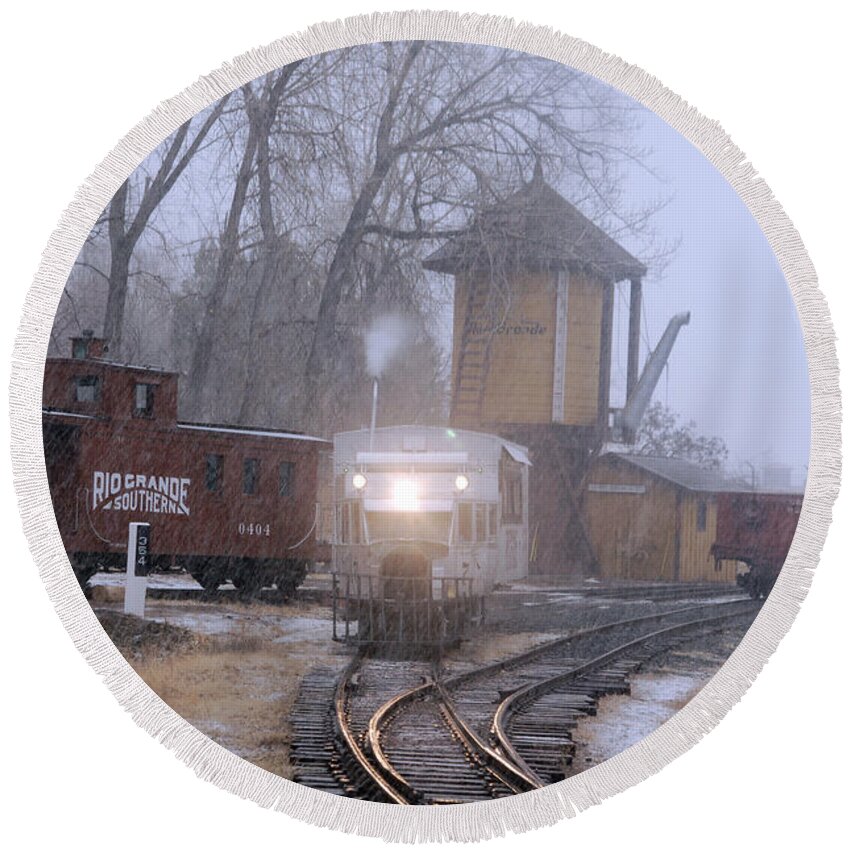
left=615, top=311, right=691, bottom=442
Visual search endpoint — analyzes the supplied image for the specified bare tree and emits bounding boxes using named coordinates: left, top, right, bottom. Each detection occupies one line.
left=183, top=57, right=346, bottom=421
left=102, top=99, right=230, bottom=353
left=635, top=402, right=729, bottom=470
left=54, top=42, right=664, bottom=439
left=302, top=42, right=645, bottom=421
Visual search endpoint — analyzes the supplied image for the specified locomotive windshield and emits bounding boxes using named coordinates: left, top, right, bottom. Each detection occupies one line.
left=365, top=510, right=451, bottom=545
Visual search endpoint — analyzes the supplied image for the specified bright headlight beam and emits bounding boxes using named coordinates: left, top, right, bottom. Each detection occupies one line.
left=392, top=478, right=419, bottom=512
left=455, top=473, right=470, bottom=492
left=352, top=473, right=367, bottom=491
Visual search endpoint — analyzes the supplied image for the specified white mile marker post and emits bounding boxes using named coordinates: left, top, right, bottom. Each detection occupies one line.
left=124, top=522, right=152, bottom=617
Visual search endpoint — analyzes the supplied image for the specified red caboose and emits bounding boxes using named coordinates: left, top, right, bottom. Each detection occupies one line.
left=712, top=491, right=803, bottom=597
left=42, top=336, right=329, bottom=593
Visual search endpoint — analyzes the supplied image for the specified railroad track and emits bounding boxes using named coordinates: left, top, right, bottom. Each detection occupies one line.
left=491, top=607, right=757, bottom=784
left=579, top=582, right=744, bottom=602
left=292, top=598, right=759, bottom=802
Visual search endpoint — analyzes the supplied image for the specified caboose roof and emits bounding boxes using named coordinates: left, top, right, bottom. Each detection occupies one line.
left=177, top=422, right=330, bottom=443
left=423, top=169, right=646, bottom=281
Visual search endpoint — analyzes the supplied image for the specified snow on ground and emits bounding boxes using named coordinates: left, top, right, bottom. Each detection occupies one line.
left=271, top=616, right=333, bottom=644
left=569, top=671, right=709, bottom=772
left=90, top=572, right=221, bottom=590
left=104, top=597, right=335, bottom=644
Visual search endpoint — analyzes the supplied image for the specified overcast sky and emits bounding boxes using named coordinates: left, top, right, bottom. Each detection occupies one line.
left=607, top=107, right=810, bottom=485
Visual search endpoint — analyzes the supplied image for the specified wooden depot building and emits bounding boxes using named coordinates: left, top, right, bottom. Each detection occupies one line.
left=583, top=453, right=753, bottom=584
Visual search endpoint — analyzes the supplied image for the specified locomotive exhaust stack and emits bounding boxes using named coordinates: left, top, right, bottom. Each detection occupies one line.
left=369, top=378, right=379, bottom=452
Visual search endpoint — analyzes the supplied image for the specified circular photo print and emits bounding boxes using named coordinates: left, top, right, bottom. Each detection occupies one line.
left=36, top=30, right=815, bottom=820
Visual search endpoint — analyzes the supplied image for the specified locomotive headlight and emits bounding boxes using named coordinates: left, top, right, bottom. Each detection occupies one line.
left=392, top=478, right=419, bottom=511
left=454, top=473, right=470, bottom=492
left=352, top=472, right=367, bottom=491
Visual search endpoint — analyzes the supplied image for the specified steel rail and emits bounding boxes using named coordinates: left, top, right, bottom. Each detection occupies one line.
left=491, top=604, right=760, bottom=784
left=364, top=598, right=757, bottom=802
left=333, top=655, right=412, bottom=805
left=441, top=597, right=756, bottom=691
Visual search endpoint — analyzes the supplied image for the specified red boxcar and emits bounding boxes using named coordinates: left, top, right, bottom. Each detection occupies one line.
left=712, top=491, right=803, bottom=597
left=42, top=339, right=329, bottom=593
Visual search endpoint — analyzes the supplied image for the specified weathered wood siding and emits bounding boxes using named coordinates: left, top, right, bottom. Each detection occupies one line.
left=584, top=458, right=677, bottom=581
left=584, top=456, right=736, bottom=583
left=563, top=273, right=604, bottom=426
left=678, top=494, right=735, bottom=582
left=453, top=271, right=556, bottom=424
left=452, top=269, right=605, bottom=427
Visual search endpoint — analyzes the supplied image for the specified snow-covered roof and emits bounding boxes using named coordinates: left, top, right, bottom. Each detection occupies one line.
left=606, top=454, right=754, bottom=493
left=42, top=407, right=97, bottom=420
left=176, top=423, right=329, bottom=443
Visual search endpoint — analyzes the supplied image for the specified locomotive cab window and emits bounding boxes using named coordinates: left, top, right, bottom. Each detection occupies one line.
left=339, top=502, right=362, bottom=543
left=205, top=454, right=223, bottom=492
left=279, top=461, right=295, bottom=497
left=500, top=456, right=524, bottom=524
left=243, top=458, right=260, bottom=495
left=74, top=375, right=101, bottom=403
left=457, top=502, right=473, bottom=543
left=134, top=383, right=155, bottom=417
left=474, top=503, right=487, bottom=542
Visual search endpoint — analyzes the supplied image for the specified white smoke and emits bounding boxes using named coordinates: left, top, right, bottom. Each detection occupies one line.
left=364, top=313, right=414, bottom=377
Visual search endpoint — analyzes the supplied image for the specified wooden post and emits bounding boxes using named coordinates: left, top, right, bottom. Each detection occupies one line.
left=627, top=276, right=643, bottom=403
left=551, top=269, right=570, bottom=423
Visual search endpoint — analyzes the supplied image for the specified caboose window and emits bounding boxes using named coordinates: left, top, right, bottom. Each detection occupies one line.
left=243, top=458, right=260, bottom=495
left=134, top=383, right=155, bottom=417
left=74, top=375, right=100, bottom=403
left=279, top=461, right=295, bottom=497
left=205, top=454, right=223, bottom=492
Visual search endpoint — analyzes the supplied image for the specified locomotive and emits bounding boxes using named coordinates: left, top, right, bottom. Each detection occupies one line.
left=42, top=336, right=328, bottom=594
left=331, top=424, right=530, bottom=647
left=712, top=490, right=803, bottom=598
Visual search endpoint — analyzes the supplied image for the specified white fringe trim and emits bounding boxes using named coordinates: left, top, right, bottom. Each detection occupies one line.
left=8, top=9, right=840, bottom=842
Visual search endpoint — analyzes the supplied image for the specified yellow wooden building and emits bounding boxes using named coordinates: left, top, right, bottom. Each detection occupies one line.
left=584, top=453, right=751, bottom=583
left=423, top=166, right=647, bottom=572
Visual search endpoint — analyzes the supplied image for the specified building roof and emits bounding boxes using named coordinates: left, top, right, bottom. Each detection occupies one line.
left=423, top=168, right=646, bottom=281
left=608, top=453, right=756, bottom=493
left=45, top=356, right=176, bottom=375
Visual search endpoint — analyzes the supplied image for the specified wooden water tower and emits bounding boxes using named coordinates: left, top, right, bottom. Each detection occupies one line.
left=423, top=166, right=647, bottom=575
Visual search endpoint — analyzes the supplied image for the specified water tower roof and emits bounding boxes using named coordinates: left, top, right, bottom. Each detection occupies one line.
left=423, top=172, right=646, bottom=281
